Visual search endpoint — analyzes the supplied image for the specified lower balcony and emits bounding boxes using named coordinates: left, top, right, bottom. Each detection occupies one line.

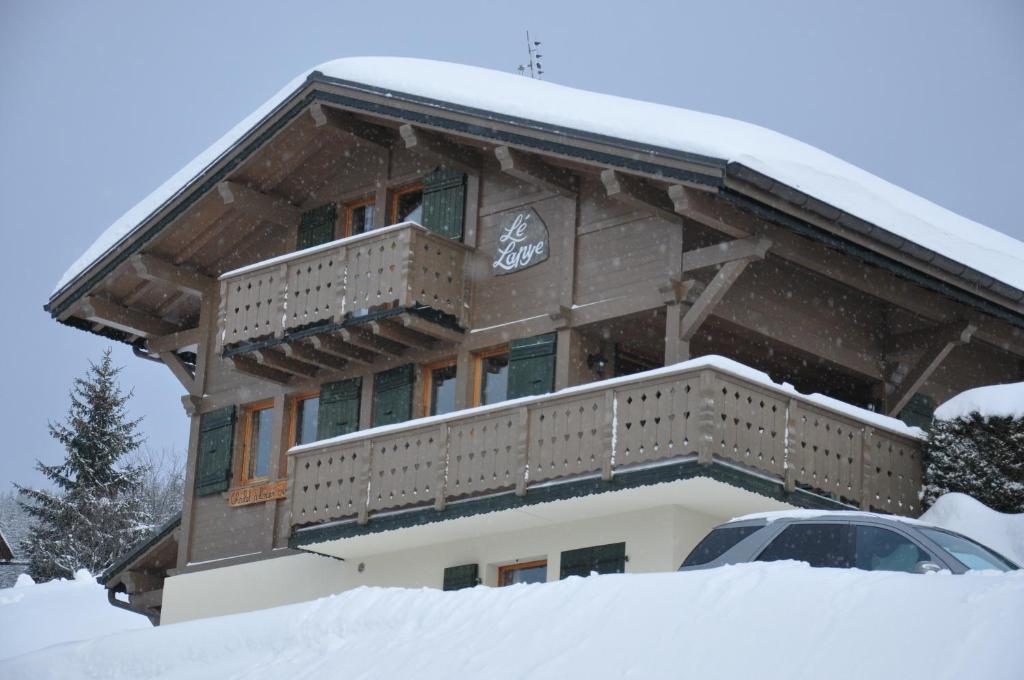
left=287, top=357, right=924, bottom=545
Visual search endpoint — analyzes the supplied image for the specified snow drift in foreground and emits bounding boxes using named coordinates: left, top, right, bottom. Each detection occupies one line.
left=921, top=492, right=1024, bottom=565
left=3, top=563, right=1022, bottom=680
left=0, top=569, right=148, bottom=661
left=934, top=381, right=1024, bottom=420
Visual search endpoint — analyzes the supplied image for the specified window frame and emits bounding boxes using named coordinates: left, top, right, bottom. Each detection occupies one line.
left=497, top=559, right=548, bottom=587
left=472, top=345, right=510, bottom=407
left=389, top=182, right=424, bottom=224
left=342, top=195, right=376, bottom=237
left=238, top=399, right=276, bottom=485
left=288, top=389, right=321, bottom=449
left=422, top=358, right=458, bottom=417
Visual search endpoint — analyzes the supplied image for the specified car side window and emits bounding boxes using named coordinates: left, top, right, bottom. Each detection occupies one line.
left=756, top=523, right=852, bottom=568
left=682, top=525, right=762, bottom=567
left=854, top=525, right=931, bottom=573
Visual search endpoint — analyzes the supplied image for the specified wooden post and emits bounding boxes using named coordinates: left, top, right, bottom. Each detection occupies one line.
left=602, top=389, right=616, bottom=481
left=515, top=406, right=530, bottom=497
left=273, top=263, right=288, bottom=338
left=697, top=370, right=717, bottom=465
left=435, top=423, right=449, bottom=511
left=357, top=439, right=373, bottom=525
left=664, top=303, right=688, bottom=365
left=860, top=427, right=875, bottom=511
left=784, top=398, right=798, bottom=492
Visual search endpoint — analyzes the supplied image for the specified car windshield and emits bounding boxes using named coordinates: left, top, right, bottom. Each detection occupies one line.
left=919, top=528, right=1017, bottom=572
left=682, top=525, right=762, bottom=567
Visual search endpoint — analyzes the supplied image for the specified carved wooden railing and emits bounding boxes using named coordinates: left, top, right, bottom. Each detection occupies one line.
left=217, top=222, right=468, bottom=348
left=288, top=362, right=925, bottom=532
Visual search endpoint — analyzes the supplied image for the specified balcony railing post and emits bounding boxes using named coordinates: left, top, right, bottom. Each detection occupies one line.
left=697, top=369, right=717, bottom=465
left=273, top=263, right=288, bottom=338
left=860, top=427, right=875, bottom=511
left=602, top=389, right=615, bottom=481
left=398, top=229, right=415, bottom=310
left=435, top=424, right=449, bottom=511
left=357, top=439, right=373, bottom=524
left=515, top=406, right=530, bottom=497
left=333, top=244, right=348, bottom=324
left=784, top=398, right=798, bottom=492
left=215, top=279, right=228, bottom=353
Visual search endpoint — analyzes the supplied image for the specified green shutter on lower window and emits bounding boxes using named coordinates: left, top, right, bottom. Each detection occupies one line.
left=372, top=364, right=415, bottom=428
left=317, top=378, right=362, bottom=440
left=420, top=168, right=466, bottom=240
left=194, top=407, right=236, bottom=496
left=443, top=563, right=479, bottom=591
left=297, top=203, right=337, bottom=250
left=507, top=333, right=557, bottom=399
left=559, top=542, right=627, bottom=579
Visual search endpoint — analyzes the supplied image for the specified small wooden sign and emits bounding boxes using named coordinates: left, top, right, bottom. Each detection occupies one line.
left=228, top=480, right=288, bottom=507
left=493, top=207, right=549, bottom=274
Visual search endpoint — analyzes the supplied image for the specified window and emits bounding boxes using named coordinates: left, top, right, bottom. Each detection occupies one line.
left=474, top=347, right=509, bottom=406
left=560, top=543, right=626, bottom=578
left=240, top=401, right=275, bottom=483
left=290, top=392, right=320, bottom=447
left=854, top=525, right=931, bottom=573
left=756, top=523, right=852, bottom=568
left=424, top=360, right=458, bottom=417
left=682, top=525, right=763, bottom=567
left=498, top=560, right=547, bottom=586
left=343, top=197, right=375, bottom=236
left=297, top=203, right=337, bottom=250
left=919, top=528, right=1016, bottom=572
left=390, top=183, right=423, bottom=224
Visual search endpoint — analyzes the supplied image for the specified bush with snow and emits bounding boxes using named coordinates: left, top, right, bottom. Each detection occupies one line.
left=922, top=382, right=1024, bottom=513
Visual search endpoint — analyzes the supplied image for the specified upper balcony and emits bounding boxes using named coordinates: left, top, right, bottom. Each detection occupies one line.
left=286, top=357, right=924, bottom=548
left=217, top=222, right=469, bottom=378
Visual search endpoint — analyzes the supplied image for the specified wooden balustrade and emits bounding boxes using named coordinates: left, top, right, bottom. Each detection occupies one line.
left=218, top=223, right=467, bottom=348
left=289, top=363, right=924, bottom=532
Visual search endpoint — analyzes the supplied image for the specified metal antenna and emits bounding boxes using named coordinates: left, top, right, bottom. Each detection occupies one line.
left=517, top=31, right=544, bottom=79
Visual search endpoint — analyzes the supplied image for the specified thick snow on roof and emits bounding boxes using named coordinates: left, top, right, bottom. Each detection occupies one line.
left=934, top=381, right=1024, bottom=420
left=0, top=570, right=149, bottom=661
left=731, top=508, right=927, bottom=526
left=53, top=58, right=1024, bottom=299
left=4, top=563, right=1023, bottom=679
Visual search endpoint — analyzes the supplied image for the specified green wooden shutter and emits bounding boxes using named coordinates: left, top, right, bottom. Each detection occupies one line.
left=507, top=333, right=557, bottom=399
left=372, top=364, right=415, bottom=427
left=317, top=378, right=362, bottom=440
left=420, top=168, right=466, bottom=240
left=560, top=542, right=627, bottom=579
left=297, top=203, right=337, bottom=250
left=443, top=563, right=479, bottom=591
left=194, top=407, right=236, bottom=496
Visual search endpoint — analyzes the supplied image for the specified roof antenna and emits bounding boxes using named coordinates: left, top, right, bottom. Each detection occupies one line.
left=516, top=31, right=544, bottom=79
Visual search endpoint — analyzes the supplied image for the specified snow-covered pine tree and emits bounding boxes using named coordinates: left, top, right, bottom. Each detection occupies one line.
left=921, top=411, right=1024, bottom=513
left=16, top=349, right=149, bottom=581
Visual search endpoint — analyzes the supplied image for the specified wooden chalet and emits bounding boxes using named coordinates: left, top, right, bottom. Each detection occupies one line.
left=46, top=58, right=1024, bottom=624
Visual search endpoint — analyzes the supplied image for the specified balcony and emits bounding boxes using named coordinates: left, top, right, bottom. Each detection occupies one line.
left=216, top=222, right=469, bottom=378
left=287, top=358, right=924, bottom=542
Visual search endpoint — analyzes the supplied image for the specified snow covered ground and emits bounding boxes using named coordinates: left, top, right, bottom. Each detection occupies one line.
left=0, top=570, right=149, bottom=661
left=1, top=563, right=1021, bottom=680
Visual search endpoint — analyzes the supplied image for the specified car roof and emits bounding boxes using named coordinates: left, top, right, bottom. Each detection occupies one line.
left=725, top=509, right=931, bottom=529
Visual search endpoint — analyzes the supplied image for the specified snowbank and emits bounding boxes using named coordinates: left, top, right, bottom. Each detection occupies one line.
left=52, top=58, right=1024, bottom=298
left=921, top=493, right=1024, bottom=565
left=2, top=563, right=1022, bottom=680
left=0, top=570, right=149, bottom=661
left=934, top=382, right=1024, bottom=420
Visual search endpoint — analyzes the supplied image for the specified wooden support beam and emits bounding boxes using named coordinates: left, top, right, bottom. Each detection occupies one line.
left=398, top=314, right=465, bottom=344
left=679, top=259, right=751, bottom=342
left=682, top=237, right=772, bottom=273
left=601, top=169, right=682, bottom=225
left=216, top=181, right=300, bottom=228
left=158, top=351, right=196, bottom=394
left=887, top=319, right=978, bottom=356
left=494, top=146, right=576, bottom=197
left=129, top=253, right=214, bottom=298
left=399, top=124, right=481, bottom=175
left=79, top=296, right=179, bottom=338
left=887, top=322, right=977, bottom=416
left=340, top=327, right=406, bottom=357
left=230, top=355, right=292, bottom=385
left=129, top=588, right=164, bottom=611
left=370, top=319, right=436, bottom=349
left=309, top=103, right=396, bottom=149
left=282, top=343, right=348, bottom=371
left=668, top=184, right=752, bottom=239
left=252, top=349, right=319, bottom=378
left=147, top=327, right=202, bottom=353
left=308, top=334, right=377, bottom=365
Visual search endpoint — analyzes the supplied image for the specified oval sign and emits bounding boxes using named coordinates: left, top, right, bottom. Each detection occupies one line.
left=493, top=208, right=549, bottom=275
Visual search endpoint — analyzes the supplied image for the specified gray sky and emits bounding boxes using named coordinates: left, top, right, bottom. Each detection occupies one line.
left=1, top=0, right=1021, bottom=489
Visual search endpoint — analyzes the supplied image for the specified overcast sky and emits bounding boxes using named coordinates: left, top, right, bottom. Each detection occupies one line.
left=1, top=0, right=1021, bottom=489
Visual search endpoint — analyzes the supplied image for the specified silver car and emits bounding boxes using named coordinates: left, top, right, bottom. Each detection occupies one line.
left=679, top=511, right=1020, bottom=574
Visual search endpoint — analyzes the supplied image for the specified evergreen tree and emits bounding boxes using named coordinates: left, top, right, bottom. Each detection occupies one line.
left=921, top=411, right=1024, bottom=513
left=17, top=349, right=149, bottom=581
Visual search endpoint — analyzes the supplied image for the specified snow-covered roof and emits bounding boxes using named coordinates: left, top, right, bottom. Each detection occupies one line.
left=934, top=381, right=1024, bottom=420
left=51, top=57, right=1024, bottom=302
left=731, top=508, right=927, bottom=526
